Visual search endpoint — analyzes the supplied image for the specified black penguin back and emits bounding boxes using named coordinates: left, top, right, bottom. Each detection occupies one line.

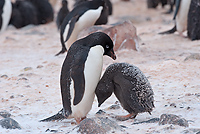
left=96, top=63, right=154, bottom=115
left=9, top=1, right=38, bottom=28
left=56, top=0, right=69, bottom=29
left=0, top=0, right=4, bottom=30
left=187, top=0, right=200, bottom=41
left=28, top=0, right=54, bottom=24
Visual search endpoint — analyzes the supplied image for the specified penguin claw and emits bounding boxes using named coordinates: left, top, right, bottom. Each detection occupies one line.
left=112, top=113, right=137, bottom=121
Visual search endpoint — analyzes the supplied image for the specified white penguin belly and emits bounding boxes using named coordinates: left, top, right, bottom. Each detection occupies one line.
left=66, top=6, right=103, bottom=49
left=70, top=45, right=104, bottom=119
left=1, top=0, right=12, bottom=33
left=176, top=0, right=191, bottom=34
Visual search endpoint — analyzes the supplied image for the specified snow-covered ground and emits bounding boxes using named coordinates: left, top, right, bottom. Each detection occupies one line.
left=0, top=0, right=200, bottom=133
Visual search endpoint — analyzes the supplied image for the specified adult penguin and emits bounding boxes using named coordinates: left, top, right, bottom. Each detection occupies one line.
left=40, top=32, right=116, bottom=124
left=187, top=0, right=200, bottom=41
left=55, top=0, right=107, bottom=56
left=0, top=0, right=12, bottom=33
left=95, top=63, right=154, bottom=121
left=159, top=0, right=191, bottom=35
left=56, top=0, right=69, bottom=29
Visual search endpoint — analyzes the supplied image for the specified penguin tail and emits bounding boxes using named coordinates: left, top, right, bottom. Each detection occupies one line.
left=159, top=25, right=176, bottom=35
left=39, top=109, right=66, bottom=122
left=55, top=48, right=67, bottom=56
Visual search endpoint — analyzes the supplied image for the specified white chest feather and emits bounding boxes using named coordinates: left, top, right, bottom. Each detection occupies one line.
left=0, top=0, right=12, bottom=33
left=70, top=45, right=104, bottom=119
left=64, top=6, right=103, bottom=49
left=176, top=0, right=191, bottom=33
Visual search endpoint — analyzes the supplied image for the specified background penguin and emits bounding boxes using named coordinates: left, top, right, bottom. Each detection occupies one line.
left=9, top=0, right=38, bottom=29
left=0, top=0, right=12, bottom=33
left=55, top=0, right=107, bottom=56
left=40, top=32, right=116, bottom=124
left=159, top=0, right=191, bottom=35
left=27, top=0, right=54, bottom=24
left=95, top=63, right=154, bottom=121
left=56, top=0, right=69, bottom=29
left=187, top=0, right=200, bottom=41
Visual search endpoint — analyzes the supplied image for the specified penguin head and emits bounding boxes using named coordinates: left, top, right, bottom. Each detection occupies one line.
left=62, top=0, right=68, bottom=6
left=95, top=77, right=114, bottom=107
left=86, top=32, right=116, bottom=60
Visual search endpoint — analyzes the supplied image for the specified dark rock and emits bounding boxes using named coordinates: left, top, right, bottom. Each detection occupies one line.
left=77, top=117, right=125, bottom=134
left=1, top=75, right=8, bottom=79
left=184, top=53, right=200, bottom=61
left=96, top=110, right=106, bottom=115
left=0, top=111, right=11, bottom=118
left=45, top=128, right=58, bottom=133
left=132, top=118, right=160, bottom=125
left=0, top=118, right=21, bottom=129
left=107, top=104, right=120, bottom=110
left=159, top=114, right=189, bottom=127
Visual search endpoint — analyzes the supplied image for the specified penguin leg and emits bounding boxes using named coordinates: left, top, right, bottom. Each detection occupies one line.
left=159, top=25, right=177, bottom=34
left=75, top=117, right=86, bottom=124
left=55, top=47, right=67, bottom=56
left=113, top=113, right=137, bottom=121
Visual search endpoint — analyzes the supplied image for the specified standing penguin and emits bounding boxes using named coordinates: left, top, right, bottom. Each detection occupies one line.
left=56, top=0, right=69, bottom=29
left=95, top=63, right=154, bottom=121
left=187, top=0, right=200, bottom=41
left=0, top=0, right=12, bottom=33
left=40, top=32, right=116, bottom=124
left=55, top=0, right=107, bottom=56
left=159, top=0, right=191, bottom=35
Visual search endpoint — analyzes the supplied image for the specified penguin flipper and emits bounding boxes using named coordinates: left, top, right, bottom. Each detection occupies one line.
left=173, top=0, right=181, bottom=20
left=159, top=25, right=177, bottom=34
left=39, top=109, right=66, bottom=122
left=64, top=15, right=79, bottom=42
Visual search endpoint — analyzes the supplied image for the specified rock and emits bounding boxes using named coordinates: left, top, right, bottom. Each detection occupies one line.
left=1, top=75, right=8, bottom=79
left=24, top=67, right=32, bottom=71
left=184, top=53, right=200, bottom=61
left=0, top=118, right=21, bottom=129
left=0, top=111, right=11, bottom=118
left=77, top=117, right=125, bottom=134
left=132, top=118, right=160, bottom=125
left=96, top=110, right=106, bottom=115
left=107, top=104, right=120, bottom=110
left=79, top=20, right=139, bottom=51
left=159, top=114, right=189, bottom=127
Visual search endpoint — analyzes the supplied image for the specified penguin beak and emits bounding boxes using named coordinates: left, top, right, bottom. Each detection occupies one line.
left=107, top=48, right=116, bottom=60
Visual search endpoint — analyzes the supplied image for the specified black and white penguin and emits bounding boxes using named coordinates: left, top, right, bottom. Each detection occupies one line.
left=0, top=0, right=12, bottom=33
left=159, top=0, right=191, bottom=35
left=187, top=0, right=200, bottom=41
left=40, top=32, right=116, bottom=124
left=9, top=0, right=38, bottom=28
left=27, top=0, right=54, bottom=24
left=95, top=63, right=154, bottom=121
left=56, top=0, right=69, bottom=29
left=55, top=0, right=107, bottom=56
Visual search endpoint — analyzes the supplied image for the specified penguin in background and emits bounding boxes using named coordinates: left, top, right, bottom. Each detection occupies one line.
left=9, top=0, right=38, bottom=29
left=55, top=0, right=107, bottom=56
left=56, top=0, right=69, bottom=29
left=95, top=63, right=154, bottom=121
left=159, top=0, right=191, bottom=35
left=0, top=0, right=12, bottom=33
left=27, top=0, right=54, bottom=24
left=187, top=0, right=200, bottom=41
left=40, top=32, right=116, bottom=124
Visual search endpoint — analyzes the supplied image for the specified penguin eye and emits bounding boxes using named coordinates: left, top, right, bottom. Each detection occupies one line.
left=106, top=45, right=109, bottom=49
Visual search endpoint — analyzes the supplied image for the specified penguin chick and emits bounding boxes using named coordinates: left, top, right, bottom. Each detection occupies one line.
left=0, top=0, right=12, bottom=33
left=55, top=0, right=106, bottom=56
left=40, top=32, right=116, bottom=124
left=56, top=0, right=69, bottom=29
left=159, top=0, right=191, bottom=35
left=95, top=63, right=154, bottom=121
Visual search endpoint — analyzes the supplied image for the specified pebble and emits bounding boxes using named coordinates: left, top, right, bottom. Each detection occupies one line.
left=0, top=111, right=11, bottom=118
left=24, top=67, right=32, bottom=71
left=159, top=114, right=189, bottom=127
left=0, top=118, right=21, bottom=129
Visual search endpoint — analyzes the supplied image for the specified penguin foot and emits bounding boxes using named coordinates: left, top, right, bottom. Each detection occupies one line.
left=159, top=25, right=176, bottom=35
left=112, top=113, right=137, bottom=121
left=55, top=48, right=67, bottom=56
left=39, top=109, right=66, bottom=122
left=75, top=117, right=86, bottom=124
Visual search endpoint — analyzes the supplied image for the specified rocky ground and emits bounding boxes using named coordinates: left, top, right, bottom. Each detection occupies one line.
left=0, top=0, right=200, bottom=133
